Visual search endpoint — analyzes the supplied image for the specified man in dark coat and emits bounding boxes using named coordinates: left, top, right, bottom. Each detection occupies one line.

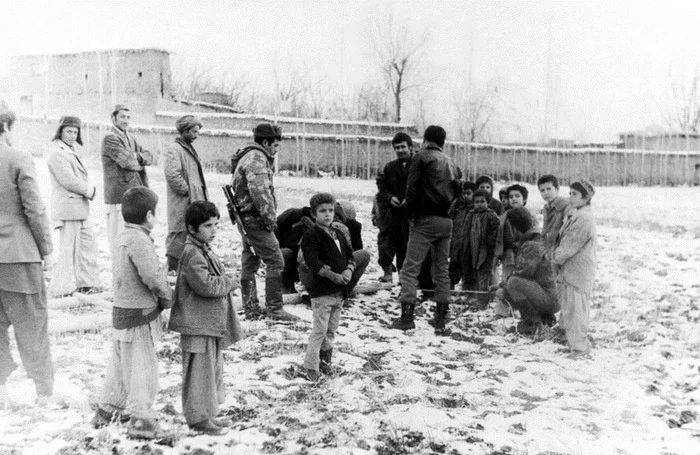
left=391, top=126, right=461, bottom=331
left=375, top=132, right=413, bottom=282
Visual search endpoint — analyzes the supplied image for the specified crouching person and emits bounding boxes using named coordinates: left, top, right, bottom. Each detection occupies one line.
left=168, top=201, right=244, bottom=435
left=501, top=207, right=559, bottom=335
left=92, top=187, right=172, bottom=439
left=300, top=193, right=368, bottom=381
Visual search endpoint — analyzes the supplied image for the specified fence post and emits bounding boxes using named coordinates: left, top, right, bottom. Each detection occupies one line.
left=295, top=121, right=300, bottom=174
left=302, top=121, right=307, bottom=176
left=366, top=137, right=371, bottom=180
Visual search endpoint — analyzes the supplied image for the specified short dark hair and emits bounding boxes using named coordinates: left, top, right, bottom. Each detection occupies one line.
left=0, top=109, right=16, bottom=134
left=121, top=186, right=158, bottom=224
left=186, top=200, right=220, bottom=233
left=473, top=189, right=491, bottom=203
left=423, top=125, right=446, bottom=147
left=392, top=132, right=413, bottom=147
left=309, top=192, right=336, bottom=215
left=507, top=184, right=529, bottom=203
left=498, top=188, right=509, bottom=198
left=537, top=174, right=559, bottom=189
left=463, top=181, right=477, bottom=192
left=506, top=207, right=535, bottom=234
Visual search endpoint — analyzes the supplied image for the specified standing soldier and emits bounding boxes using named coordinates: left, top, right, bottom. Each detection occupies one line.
left=375, top=132, right=413, bottom=283
left=230, top=123, right=299, bottom=322
left=102, top=104, right=153, bottom=255
left=164, top=115, right=208, bottom=271
left=0, top=107, right=56, bottom=407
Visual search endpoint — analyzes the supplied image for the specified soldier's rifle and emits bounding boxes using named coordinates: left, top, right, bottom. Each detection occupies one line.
left=222, top=184, right=255, bottom=255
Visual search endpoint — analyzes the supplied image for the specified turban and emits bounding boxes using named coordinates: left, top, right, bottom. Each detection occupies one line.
left=176, top=115, right=203, bottom=134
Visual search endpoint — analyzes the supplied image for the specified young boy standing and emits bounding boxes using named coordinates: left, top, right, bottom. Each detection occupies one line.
left=300, top=193, right=367, bottom=381
left=462, top=190, right=500, bottom=303
left=92, top=187, right=172, bottom=439
left=168, top=201, right=244, bottom=435
left=538, top=175, right=569, bottom=255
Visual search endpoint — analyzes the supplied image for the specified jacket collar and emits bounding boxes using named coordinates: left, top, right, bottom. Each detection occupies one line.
left=422, top=142, right=442, bottom=152
left=110, top=125, right=129, bottom=138
left=186, top=234, right=210, bottom=252
left=124, top=223, right=153, bottom=239
left=175, top=137, right=201, bottom=161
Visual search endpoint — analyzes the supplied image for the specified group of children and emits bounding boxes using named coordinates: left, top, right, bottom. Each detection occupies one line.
left=448, top=174, right=597, bottom=351
left=91, top=186, right=365, bottom=438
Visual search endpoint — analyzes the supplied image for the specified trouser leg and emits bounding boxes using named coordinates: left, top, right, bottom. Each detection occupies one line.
left=347, top=250, right=370, bottom=293
left=182, top=337, right=222, bottom=426
left=0, top=288, right=53, bottom=396
left=398, top=219, right=434, bottom=305
left=76, top=220, right=101, bottom=288
left=303, top=296, right=333, bottom=371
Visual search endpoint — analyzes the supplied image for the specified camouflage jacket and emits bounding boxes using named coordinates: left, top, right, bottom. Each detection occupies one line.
left=230, top=142, right=277, bottom=229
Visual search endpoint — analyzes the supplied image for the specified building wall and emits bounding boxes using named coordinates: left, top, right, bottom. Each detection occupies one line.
left=620, top=135, right=700, bottom=151
left=0, top=49, right=172, bottom=122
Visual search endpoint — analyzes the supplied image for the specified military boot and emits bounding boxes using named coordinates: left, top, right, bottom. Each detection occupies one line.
left=265, top=275, right=300, bottom=322
left=429, top=302, right=449, bottom=330
left=241, top=279, right=264, bottom=320
left=390, top=303, right=415, bottom=330
left=319, top=349, right=333, bottom=375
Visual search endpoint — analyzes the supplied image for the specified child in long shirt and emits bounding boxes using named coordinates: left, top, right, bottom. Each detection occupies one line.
left=448, top=181, right=476, bottom=288
left=462, top=190, right=500, bottom=302
left=168, top=201, right=244, bottom=435
left=92, top=187, right=172, bottom=439
left=552, top=179, right=597, bottom=354
left=300, top=193, right=367, bottom=381
left=537, top=174, right=569, bottom=256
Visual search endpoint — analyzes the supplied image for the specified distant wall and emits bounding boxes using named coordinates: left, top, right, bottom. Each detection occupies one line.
left=16, top=116, right=700, bottom=186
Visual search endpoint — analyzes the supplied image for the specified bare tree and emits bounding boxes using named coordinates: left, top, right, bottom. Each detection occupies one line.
left=368, top=10, right=428, bottom=123
left=662, top=64, right=700, bottom=132
left=453, top=79, right=501, bottom=143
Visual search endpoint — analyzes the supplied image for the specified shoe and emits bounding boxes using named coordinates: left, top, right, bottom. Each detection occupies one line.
left=127, top=417, right=163, bottom=439
left=300, top=292, right=311, bottom=307
left=211, top=417, right=230, bottom=428
left=517, top=320, right=541, bottom=336
left=189, top=419, right=223, bottom=435
left=390, top=303, right=415, bottom=330
left=266, top=308, right=300, bottom=322
left=299, top=368, right=320, bottom=382
left=319, top=349, right=333, bottom=375
left=542, top=313, right=557, bottom=327
left=76, top=286, right=103, bottom=295
left=429, top=302, right=449, bottom=330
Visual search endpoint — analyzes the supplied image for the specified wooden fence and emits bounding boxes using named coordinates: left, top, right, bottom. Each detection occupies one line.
left=17, top=116, right=700, bottom=186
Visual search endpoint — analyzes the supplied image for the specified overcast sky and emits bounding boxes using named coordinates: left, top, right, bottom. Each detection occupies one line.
left=3, top=0, right=700, bottom=142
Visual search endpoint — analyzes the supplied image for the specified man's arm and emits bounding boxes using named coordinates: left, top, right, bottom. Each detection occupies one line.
left=182, top=251, right=235, bottom=298
left=243, top=152, right=277, bottom=229
left=163, top=146, right=189, bottom=196
left=128, top=235, right=172, bottom=303
left=17, top=153, right=52, bottom=258
left=404, top=155, right=422, bottom=218
left=48, top=151, right=93, bottom=198
left=103, top=135, right=144, bottom=171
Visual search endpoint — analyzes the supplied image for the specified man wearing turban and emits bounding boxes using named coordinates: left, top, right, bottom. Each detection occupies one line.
left=164, top=115, right=208, bottom=271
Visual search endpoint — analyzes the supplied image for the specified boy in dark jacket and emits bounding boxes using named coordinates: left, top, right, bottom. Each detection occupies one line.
left=462, top=190, right=500, bottom=297
left=448, top=181, right=476, bottom=287
left=299, top=193, right=367, bottom=381
left=537, top=174, right=568, bottom=255
left=169, top=201, right=244, bottom=434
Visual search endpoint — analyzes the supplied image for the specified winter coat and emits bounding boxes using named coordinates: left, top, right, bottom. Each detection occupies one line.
left=448, top=196, right=474, bottom=262
left=376, top=158, right=411, bottom=217
left=511, top=230, right=556, bottom=294
left=301, top=223, right=356, bottom=298
left=230, top=142, right=277, bottom=230
left=47, top=140, right=95, bottom=222
left=552, top=204, right=597, bottom=292
left=541, top=196, right=568, bottom=253
left=164, top=138, right=208, bottom=233
left=463, top=207, right=500, bottom=273
left=113, top=223, right=172, bottom=309
left=101, top=126, right=153, bottom=204
left=0, top=142, right=52, bottom=263
left=404, top=143, right=461, bottom=219
left=169, top=236, right=244, bottom=343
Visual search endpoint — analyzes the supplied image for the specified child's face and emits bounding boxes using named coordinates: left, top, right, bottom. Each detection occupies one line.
left=474, top=196, right=488, bottom=210
left=569, top=189, right=588, bottom=208
left=190, top=216, right=219, bottom=244
left=464, top=189, right=474, bottom=200
left=499, top=193, right=509, bottom=206
left=144, top=208, right=156, bottom=230
left=314, top=203, right=335, bottom=227
left=539, top=182, right=559, bottom=203
left=478, top=182, right=492, bottom=193
left=509, top=191, right=525, bottom=208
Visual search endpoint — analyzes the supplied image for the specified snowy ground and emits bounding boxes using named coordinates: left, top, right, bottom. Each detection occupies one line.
left=0, top=153, right=699, bottom=454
